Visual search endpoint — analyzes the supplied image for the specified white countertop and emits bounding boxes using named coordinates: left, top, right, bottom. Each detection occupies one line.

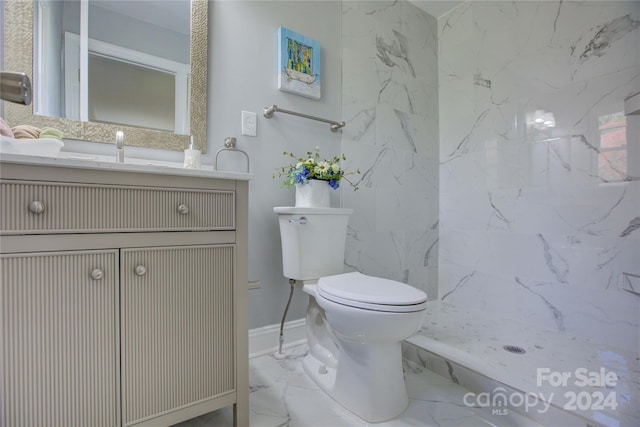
left=0, top=152, right=252, bottom=181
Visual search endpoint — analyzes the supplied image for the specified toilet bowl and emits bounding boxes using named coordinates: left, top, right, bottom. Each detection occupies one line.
left=274, top=207, right=428, bottom=423
left=305, top=272, right=427, bottom=422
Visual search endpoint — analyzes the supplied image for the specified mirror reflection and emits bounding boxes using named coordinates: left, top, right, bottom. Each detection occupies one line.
left=35, top=0, right=190, bottom=134
left=3, top=0, right=208, bottom=152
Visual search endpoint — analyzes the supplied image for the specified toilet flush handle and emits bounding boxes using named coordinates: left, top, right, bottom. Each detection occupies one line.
left=289, top=216, right=307, bottom=225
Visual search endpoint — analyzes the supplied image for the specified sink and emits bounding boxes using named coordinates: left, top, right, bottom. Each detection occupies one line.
left=0, top=135, right=64, bottom=157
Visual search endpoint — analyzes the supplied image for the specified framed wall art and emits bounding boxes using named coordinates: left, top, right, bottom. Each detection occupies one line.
left=278, top=26, right=321, bottom=100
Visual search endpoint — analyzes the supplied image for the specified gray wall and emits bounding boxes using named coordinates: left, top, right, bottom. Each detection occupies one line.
left=210, top=0, right=439, bottom=330
left=209, top=1, right=344, bottom=329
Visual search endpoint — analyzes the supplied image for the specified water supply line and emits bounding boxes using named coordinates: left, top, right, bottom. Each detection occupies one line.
left=277, top=279, right=296, bottom=357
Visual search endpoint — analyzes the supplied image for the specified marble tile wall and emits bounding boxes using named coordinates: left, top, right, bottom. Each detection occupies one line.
left=341, top=1, right=440, bottom=299
left=438, top=1, right=640, bottom=352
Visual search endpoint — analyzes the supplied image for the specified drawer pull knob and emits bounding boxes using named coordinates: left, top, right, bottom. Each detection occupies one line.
left=135, top=265, right=147, bottom=276
left=29, top=201, right=45, bottom=214
left=90, top=268, right=104, bottom=280
left=177, top=204, right=189, bottom=215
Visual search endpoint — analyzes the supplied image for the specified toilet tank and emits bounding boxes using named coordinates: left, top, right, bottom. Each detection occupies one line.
left=274, top=207, right=353, bottom=281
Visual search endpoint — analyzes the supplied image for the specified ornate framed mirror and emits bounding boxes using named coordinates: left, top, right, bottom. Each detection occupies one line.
left=2, top=0, right=208, bottom=152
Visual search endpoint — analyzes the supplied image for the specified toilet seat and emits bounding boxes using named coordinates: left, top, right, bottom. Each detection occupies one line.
left=318, top=272, right=427, bottom=313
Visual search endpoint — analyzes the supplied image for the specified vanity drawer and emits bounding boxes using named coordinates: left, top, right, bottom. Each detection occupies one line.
left=0, top=180, right=235, bottom=234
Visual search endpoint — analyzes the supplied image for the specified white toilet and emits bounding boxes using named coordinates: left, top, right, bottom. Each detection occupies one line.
left=274, top=206, right=427, bottom=423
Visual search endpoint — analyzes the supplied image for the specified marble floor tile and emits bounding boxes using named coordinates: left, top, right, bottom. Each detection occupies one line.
left=176, top=344, right=541, bottom=427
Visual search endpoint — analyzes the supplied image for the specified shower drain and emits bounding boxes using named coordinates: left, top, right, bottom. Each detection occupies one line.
left=503, top=345, right=526, bottom=354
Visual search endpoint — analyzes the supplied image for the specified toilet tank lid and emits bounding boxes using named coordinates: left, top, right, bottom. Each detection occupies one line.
left=274, top=206, right=353, bottom=215
left=318, top=272, right=427, bottom=306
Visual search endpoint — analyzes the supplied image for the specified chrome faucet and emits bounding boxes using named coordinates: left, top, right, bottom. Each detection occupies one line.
left=115, top=131, right=124, bottom=163
left=0, top=71, right=32, bottom=105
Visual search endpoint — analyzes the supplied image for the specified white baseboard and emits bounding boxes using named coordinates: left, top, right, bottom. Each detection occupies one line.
left=249, top=318, right=307, bottom=358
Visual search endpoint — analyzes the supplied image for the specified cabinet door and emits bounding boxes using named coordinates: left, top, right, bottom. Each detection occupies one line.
left=1, top=250, right=119, bottom=427
left=120, top=245, right=235, bottom=425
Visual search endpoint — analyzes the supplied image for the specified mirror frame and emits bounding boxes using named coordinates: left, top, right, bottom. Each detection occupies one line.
left=3, top=0, right=208, bottom=153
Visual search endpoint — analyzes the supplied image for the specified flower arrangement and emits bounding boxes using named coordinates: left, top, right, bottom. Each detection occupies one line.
left=274, top=147, right=359, bottom=190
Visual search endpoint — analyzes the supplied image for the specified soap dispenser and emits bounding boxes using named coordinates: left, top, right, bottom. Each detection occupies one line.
left=183, top=136, right=201, bottom=169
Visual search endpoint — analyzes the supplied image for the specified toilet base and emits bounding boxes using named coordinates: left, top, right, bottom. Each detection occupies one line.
left=303, top=341, right=409, bottom=423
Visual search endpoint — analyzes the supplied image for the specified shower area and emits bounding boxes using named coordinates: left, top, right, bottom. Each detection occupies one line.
left=432, top=2, right=639, bottom=424
left=341, top=1, right=639, bottom=425
left=436, top=0, right=639, bottom=354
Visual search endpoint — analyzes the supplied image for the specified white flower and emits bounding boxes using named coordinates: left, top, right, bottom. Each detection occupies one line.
left=314, top=161, right=330, bottom=175
left=275, top=149, right=359, bottom=191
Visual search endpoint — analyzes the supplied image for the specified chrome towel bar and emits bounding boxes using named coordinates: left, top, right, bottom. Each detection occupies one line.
left=263, top=104, right=345, bottom=132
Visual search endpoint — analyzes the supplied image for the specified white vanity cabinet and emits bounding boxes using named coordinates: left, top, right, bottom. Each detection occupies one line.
left=0, top=159, right=249, bottom=427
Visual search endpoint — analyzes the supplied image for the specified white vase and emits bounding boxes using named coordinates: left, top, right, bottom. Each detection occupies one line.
left=295, top=180, right=330, bottom=208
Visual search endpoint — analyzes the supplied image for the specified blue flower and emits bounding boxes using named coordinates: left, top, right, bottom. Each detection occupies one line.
left=291, top=166, right=311, bottom=184
left=275, top=149, right=359, bottom=191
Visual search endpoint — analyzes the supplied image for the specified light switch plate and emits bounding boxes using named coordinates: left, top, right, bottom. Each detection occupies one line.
left=242, top=111, right=257, bottom=136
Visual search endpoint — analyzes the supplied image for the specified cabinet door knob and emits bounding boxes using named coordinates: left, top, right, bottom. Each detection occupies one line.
left=90, top=268, right=104, bottom=280
left=135, top=265, right=147, bottom=276
left=29, top=200, right=45, bottom=214
left=177, top=203, right=189, bottom=215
